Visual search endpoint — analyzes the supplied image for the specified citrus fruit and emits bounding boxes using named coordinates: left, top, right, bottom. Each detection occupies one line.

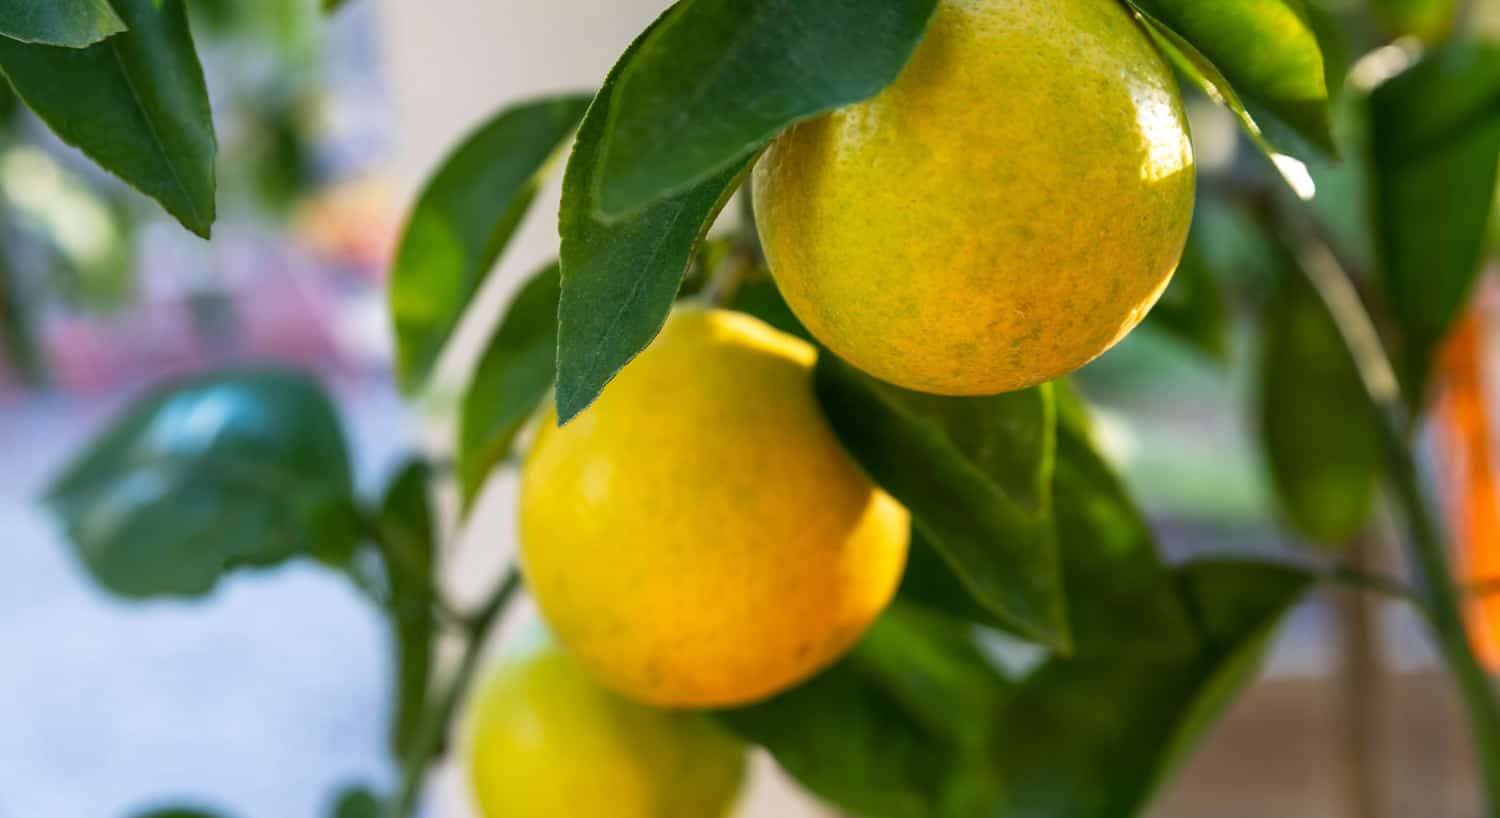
left=466, top=642, right=746, bottom=818
left=520, top=307, right=910, bottom=707
left=753, top=0, right=1196, bottom=395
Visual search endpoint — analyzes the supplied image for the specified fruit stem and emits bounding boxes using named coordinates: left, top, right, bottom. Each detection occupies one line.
left=1283, top=213, right=1500, bottom=817
left=384, top=566, right=523, bottom=818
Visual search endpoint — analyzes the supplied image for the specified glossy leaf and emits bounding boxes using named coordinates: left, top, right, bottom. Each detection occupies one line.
left=45, top=370, right=358, bottom=598
left=556, top=13, right=748, bottom=423
left=390, top=94, right=589, bottom=393
left=376, top=459, right=437, bottom=763
left=988, top=560, right=1311, bottom=818
left=0, top=0, right=216, bottom=236
left=721, top=603, right=1012, bottom=818
left=1145, top=230, right=1228, bottom=362
left=1259, top=252, right=1381, bottom=545
left=593, top=0, right=937, bottom=217
left=735, top=395, right=1313, bottom=818
left=1369, top=41, right=1500, bottom=404
left=457, top=262, right=560, bottom=506
left=0, top=0, right=126, bottom=47
left=1127, top=0, right=1334, bottom=157
left=814, top=355, right=1069, bottom=651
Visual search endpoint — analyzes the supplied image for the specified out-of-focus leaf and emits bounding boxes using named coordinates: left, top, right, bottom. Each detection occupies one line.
left=457, top=262, right=559, bottom=506
left=1258, top=247, right=1381, bottom=545
left=329, top=786, right=379, bottom=818
left=1126, top=0, right=1334, bottom=158
left=556, top=13, right=748, bottom=423
left=323, top=0, right=354, bottom=14
left=815, top=355, right=1069, bottom=652
left=45, top=370, right=358, bottom=597
left=0, top=0, right=126, bottom=47
left=1369, top=40, right=1500, bottom=405
left=0, top=247, right=44, bottom=385
left=728, top=276, right=810, bottom=342
left=0, top=0, right=216, bottom=236
left=1145, top=230, right=1228, bottom=362
left=129, top=809, right=228, bottom=818
left=390, top=94, right=589, bottom=393
left=1372, top=0, right=1459, bottom=43
left=376, top=460, right=436, bottom=763
left=593, top=0, right=937, bottom=217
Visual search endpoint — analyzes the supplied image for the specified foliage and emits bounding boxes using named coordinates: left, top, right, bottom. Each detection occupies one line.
left=21, top=0, right=1500, bottom=817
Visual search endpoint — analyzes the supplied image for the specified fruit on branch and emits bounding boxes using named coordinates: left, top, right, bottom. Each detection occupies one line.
left=520, top=307, right=910, bottom=707
left=466, top=642, right=746, bottom=818
left=754, top=0, right=1196, bottom=395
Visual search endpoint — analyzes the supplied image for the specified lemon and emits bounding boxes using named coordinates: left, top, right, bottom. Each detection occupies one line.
left=520, top=307, right=910, bottom=707
left=466, top=642, right=746, bottom=818
left=753, top=0, right=1195, bottom=395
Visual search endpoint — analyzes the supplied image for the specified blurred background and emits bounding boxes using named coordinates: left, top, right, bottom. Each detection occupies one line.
left=0, top=1, right=1497, bottom=817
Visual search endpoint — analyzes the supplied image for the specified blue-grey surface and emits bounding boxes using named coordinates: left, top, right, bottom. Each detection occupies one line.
left=0, top=383, right=412, bottom=818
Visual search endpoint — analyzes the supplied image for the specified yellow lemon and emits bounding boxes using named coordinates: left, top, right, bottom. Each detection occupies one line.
left=520, top=307, right=910, bottom=707
left=753, top=0, right=1196, bottom=395
left=466, top=642, right=746, bottom=818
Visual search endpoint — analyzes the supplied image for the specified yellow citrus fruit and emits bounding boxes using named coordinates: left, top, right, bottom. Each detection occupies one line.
left=520, top=307, right=910, bottom=707
left=466, top=642, right=747, bottom=818
left=753, top=0, right=1196, bottom=395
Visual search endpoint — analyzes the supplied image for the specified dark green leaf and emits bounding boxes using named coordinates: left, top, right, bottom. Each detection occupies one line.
left=457, top=262, right=560, bottom=506
left=814, top=355, right=1069, bottom=651
left=1258, top=248, right=1381, bottom=544
left=329, top=785, right=380, bottom=818
left=593, top=0, right=938, bottom=217
left=45, top=369, right=358, bottom=598
left=0, top=0, right=216, bottom=236
left=1126, top=0, right=1334, bottom=158
left=721, top=603, right=1012, bottom=818
left=0, top=0, right=126, bottom=47
left=1145, top=230, right=1228, bottom=362
left=556, top=13, right=749, bottom=423
left=390, top=94, right=590, bottom=393
left=323, top=0, right=354, bottom=14
left=0, top=245, right=45, bottom=385
left=988, top=560, right=1311, bottom=818
left=376, top=459, right=436, bottom=763
left=1369, top=40, right=1500, bottom=404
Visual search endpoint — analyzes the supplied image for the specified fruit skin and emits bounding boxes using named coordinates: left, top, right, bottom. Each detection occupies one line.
left=520, top=307, right=910, bottom=707
left=466, top=642, right=747, bottom=818
left=753, top=0, right=1196, bottom=396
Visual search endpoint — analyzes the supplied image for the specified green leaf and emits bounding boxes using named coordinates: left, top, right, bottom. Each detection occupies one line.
left=375, top=459, right=437, bottom=763
left=0, top=0, right=126, bottom=47
left=329, top=786, right=380, bottom=818
left=1126, top=0, right=1334, bottom=158
left=555, top=12, right=749, bottom=423
left=1371, top=0, right=1459, bottom=42
left=988, top=560, right=1311, bottom=818
left=323, top=0, right=353, bottom=14
left=0, top=245, right=45, bottom=386
left=45, top=369, right=358, bottom=598
left=733, top=399, right=1313, bottom=818
left=129, top=810, right=228, bottom=818
left=0, top=0, right=216, bottom=236
left=457, top=262, right=560, bottom=506
left=1145, top=229, right=1228, bottom=362
left=1369, top=40, right=1500, bottom=404
left=721, top=603, right=1012, bottom=818
left=390, top=94, right=590, bottom=393
left=814, top=355, right=1069, bottom=652
left=593, top=0, right=938, bottom=217
left=1258, top=248, right=1381, bottom=545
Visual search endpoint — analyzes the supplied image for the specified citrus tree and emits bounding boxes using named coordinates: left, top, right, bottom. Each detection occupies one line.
left=15, top=0, right=1500, bottom=816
